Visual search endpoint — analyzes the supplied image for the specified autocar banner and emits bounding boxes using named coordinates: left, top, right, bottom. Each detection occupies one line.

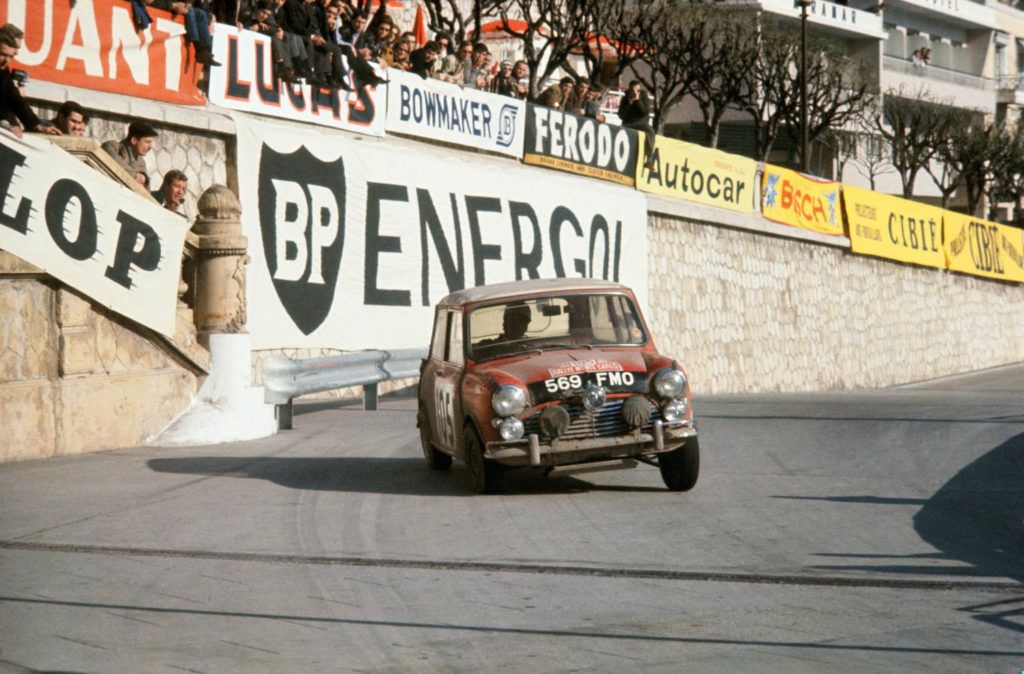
left=636, top=135, right=757, bottom=214
left=843, top=184, right=946, bottom=269
left=0, top=133, right=187, bottom=336
left=761, top=165, right=843, bottom=236
left=2, top=0, right=206, bottom=105
left=522, top=104, right=639, bottom=186
left=208, top=25, right=385, bottom=136
left=943, top=212, right=1024, bottom=283
left=234, top=115, right=649, bottom=351
left=386, top=70, right=525, bottom=157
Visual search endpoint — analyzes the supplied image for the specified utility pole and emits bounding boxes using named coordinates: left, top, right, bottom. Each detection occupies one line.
left=797, top=0, right=811, bottom=173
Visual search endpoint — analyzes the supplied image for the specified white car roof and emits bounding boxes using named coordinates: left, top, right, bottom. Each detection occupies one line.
left=438, top=278, right=632, bottom=307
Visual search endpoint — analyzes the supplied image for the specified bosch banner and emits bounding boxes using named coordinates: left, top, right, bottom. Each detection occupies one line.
left=843, top=184, right=946, bottom=269
left=761, top=165, right=843, bottom=236
left=234, top=115, right=648, bottom=351
left=522, top=104, right=639, bottom=186
left=944, top=212, right=1024, bottom=283
left=637, top=135, right=757, bottom=214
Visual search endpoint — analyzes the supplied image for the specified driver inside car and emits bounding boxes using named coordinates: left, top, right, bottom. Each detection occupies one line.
left=478, top=302, right=531, bottom=348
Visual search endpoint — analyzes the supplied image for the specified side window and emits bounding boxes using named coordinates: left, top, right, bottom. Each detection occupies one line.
left=430, top=309, right=447, bottom=361
left=445, top=311, right=464, bottom=367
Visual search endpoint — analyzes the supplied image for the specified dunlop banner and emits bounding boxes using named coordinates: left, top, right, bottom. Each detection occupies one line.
left=842, top=184, right=945, bottom=269
left=944, top=212, right=1024, bottom=283
left=637, top=136, right=756, bottom=214
left=761, top=165, right=843, bottom=235
left=523, top=104, right=639, bottom=186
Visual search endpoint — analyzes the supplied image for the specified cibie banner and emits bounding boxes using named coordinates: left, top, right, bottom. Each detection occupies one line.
left=636, top=136, right=757, bottom=214
left=386, top=69, right=524, bottom=157
left=944, top=212, right=1024, bottom=283
left=233, top=114, right=648, bottom=351
left=761, top=165, right=843, bottom=236
left=522, top=104, right=639, bottom=186
left=3, top=0, right=205, bottom=105
left=208, top=25, right=385, bottom=136
left=0, top=132, right=187, bottom=336
left=842, top=184, right=945, bottom=269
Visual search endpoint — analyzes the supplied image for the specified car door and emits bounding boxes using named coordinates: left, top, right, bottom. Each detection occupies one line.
left=430, top=309, right=465, bottom=456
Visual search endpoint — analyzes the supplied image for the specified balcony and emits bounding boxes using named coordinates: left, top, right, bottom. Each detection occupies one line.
left=718, top=0, right=887, bottom=39
left=996, top=74, right=1024, bottom=105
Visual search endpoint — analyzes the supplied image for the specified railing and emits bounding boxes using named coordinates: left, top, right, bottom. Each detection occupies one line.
left=262, top=348, right=427, bottom=429
left=882, top=55, right=993, bottom=91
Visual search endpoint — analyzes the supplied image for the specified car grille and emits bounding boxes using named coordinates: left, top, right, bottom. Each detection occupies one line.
left=523, top=398, right=661, bottom=440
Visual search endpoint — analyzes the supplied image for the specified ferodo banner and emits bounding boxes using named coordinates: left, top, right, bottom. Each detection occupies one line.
left=944, top=212, right=1024, bottom=283
left=523, top=104, right=639, bottom=186
left=0, top=133, right=187, bottom=336
left=2, top=0, right=205, bottom=105
left=843, top=185, right=945, bottom=268
left=637, top=136, right=757, bottom=214
left=761, top=165, right=842, bottom=235
left=234, top=115, right=648, bottom=350
left=386, top=69, right=524, bottom=157
left=208, top=25, right=384, bottom=136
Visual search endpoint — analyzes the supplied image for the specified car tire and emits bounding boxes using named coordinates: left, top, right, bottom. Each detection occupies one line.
left=464, top=424, right=505, bottom=494
left=658, top=436, right=699, bottom=491
left=418, top=405, right=452, bottom=471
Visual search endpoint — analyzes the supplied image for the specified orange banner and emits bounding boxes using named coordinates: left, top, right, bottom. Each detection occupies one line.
left=761, top=165, right=843, bottom=235
left=3, top=0, right=206, bottom=105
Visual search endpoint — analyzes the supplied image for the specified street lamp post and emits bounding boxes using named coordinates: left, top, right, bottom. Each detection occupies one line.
left=796, top=0, right=811, bottom=173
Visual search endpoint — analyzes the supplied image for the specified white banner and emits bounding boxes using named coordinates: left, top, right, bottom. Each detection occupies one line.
left=208, top=25, right=385, bottom=136
left=0, top=132, right=187, bottom=336
left=235, top=115, right=648, bottom=351
left=385, top=69, right=525, bottom=157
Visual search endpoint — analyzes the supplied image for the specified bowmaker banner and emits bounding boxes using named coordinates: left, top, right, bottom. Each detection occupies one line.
left=944, top=212, right=1024, bottom=283
left=761, top=165, right=843, bottom=236
left=0, top=132, right=187, bottom=336
left=234, top=114, right=649, bottom=351
left=386, top=69, right=525, bottom=157
left=843, top=184, right=946, bottom=269
left=522, top=104, right=639, bottom=186
left=636, top=135, right=757, bottom=214
left=208, top=25, right=385, bottom=136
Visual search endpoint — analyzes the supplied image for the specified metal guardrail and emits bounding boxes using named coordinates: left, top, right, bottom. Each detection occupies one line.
left=262, top=348, right=427, bottom=429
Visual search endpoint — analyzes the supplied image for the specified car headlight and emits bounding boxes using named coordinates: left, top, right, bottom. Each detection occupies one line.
left=491, top=384, right=526, bottom=417
left=661, top=398, right=688, bottom=423
left=652, top=367, right=686, bottom=399
left=499, top=417, right=525, bottom=441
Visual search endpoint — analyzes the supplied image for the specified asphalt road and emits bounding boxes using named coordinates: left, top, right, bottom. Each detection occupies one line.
left=1, top=363, right=1022, bottom=673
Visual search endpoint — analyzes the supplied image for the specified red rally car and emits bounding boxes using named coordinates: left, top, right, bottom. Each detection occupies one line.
left=417, top=279, right=699, bottom=493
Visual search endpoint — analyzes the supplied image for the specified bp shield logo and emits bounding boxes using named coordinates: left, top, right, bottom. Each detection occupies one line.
left=257, top=144, right=345, bottom=335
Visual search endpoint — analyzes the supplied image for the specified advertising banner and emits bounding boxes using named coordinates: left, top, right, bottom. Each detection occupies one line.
left=761, top=165, right=843, bottom=236
left=637, top=136, right=757, bottom=214
left=234, top=115, right=649, bottom=351
left=386, top=69, right=524, bottom=157
left=944, top=212, right=1024, bottom=283
left=843, top=184, right=945, bottom=269
left=208, top=25, right=385, bottom=136
left=0, top=133, right=187, bottom=336
left=3, top=0, right=206, bottom=105
left=522, top=104, right=639, bottom=186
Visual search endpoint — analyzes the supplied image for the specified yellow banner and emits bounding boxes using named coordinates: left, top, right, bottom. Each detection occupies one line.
left=842, top=184, right=946, bottom=269
left=761, top=166, right=843, bottom=235
left=944, top=212, right=1024, bottom=283
left=637, top=136, right=757, bottom=214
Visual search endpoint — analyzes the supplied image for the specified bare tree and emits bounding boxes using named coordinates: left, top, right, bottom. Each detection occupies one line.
left=875, top=87, right=950, bottom=199
left=742, top=23, right=794, bottom=162
left=927, top=109, right=994, bottom=211
left=984, top=118, right=1024, bottom=222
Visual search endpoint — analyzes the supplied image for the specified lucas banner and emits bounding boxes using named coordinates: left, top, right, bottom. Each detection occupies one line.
left=233, top=115, right=649, bottom=351
left=386, top=69, right=525, bottom=157
left=3, top=0, right=206, bottom=105
left=523, top=104, right=639, bottom=186
left=843, top=184, right=945, bottom=269
left=944, top=212, right=1024, bottom=283
left=761, top=165, right=843, bottom=236
left=637, top=136, right=757, bottom=214
left=0, top=133, right=187, bottom=336
left=208, top=25, right=385, bottom=136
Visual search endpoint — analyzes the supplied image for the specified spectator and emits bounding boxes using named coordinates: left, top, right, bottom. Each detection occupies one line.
left=619, top=80, right=655, bottom=168
left=146, top=1, right=220, bottom=66
left=0, top=24, right=61, bottom=137
left=489, top=60, right=517, bottom=97
left=510, top=60, right=529, bottom=99
left=151, top=169, right=189, bottom=214
left=43, top=100, right=90, bottom=136
left=464, top=42, right=491, bottom=90
left=389, top=41, right=411, bottom=69
left=535, top=76, right=573, bottom=110
left=357, top=13, right=395, bottom=67
left=910, top=48, right=924, bottom=68
left=921, top=47, right=931, bottom=65
left=409, top=41, right=439, bottom=79
left=247, top=0, right=300, bottom=83
left=342, top=11, right=367, bottom=48
left=563, top=77, right=589, bottom=115
left=101, top=121, right=157, bottom=181
left=399, top=30, right=417, bottom=53
left=137, top=170, right=150, bottom=189
left=436, top=40, right=470, bottom=84
left=432, top=30, right=453, bottom=70
left=583, top=83, right=606, bottom=123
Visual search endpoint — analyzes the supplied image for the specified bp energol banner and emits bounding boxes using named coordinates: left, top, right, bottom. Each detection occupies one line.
left=386, top=69, right=524, bottom=157
left=2, top=0, right=205, bottom=105
left=761, top=165, right=843, bottom=236
left=843, top=184, right=946, bottom=269
left=522, top=104, right=639, bottom=186
left=208, top=25, right=385, bottom=136
left=234, top=115, right=648, bottom=351
left=0, top=133, right=187, bottom=336
left=637, top=136, right=757, bottom=214
left=944, top=212, right=1024, bottom=283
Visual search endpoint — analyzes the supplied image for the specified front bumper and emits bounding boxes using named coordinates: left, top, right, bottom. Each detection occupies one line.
left=485, top=420, right=697, bottom=468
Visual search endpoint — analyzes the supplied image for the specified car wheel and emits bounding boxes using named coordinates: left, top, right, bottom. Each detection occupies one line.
left=658, top=436, right=699, bottom=491
left=464, top=423, right=505, bottom=494
left=418, top=405, right=452, bottom=471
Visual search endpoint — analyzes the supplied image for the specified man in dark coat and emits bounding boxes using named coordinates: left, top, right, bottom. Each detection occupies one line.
left=0, top=24, right=61, bottom=137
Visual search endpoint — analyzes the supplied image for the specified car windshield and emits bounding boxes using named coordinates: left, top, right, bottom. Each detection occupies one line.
left=467, top=293, right=646, bottom=361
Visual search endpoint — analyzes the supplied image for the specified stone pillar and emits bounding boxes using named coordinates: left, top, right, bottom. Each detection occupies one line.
left=191, top=185, right=248, bottom=346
